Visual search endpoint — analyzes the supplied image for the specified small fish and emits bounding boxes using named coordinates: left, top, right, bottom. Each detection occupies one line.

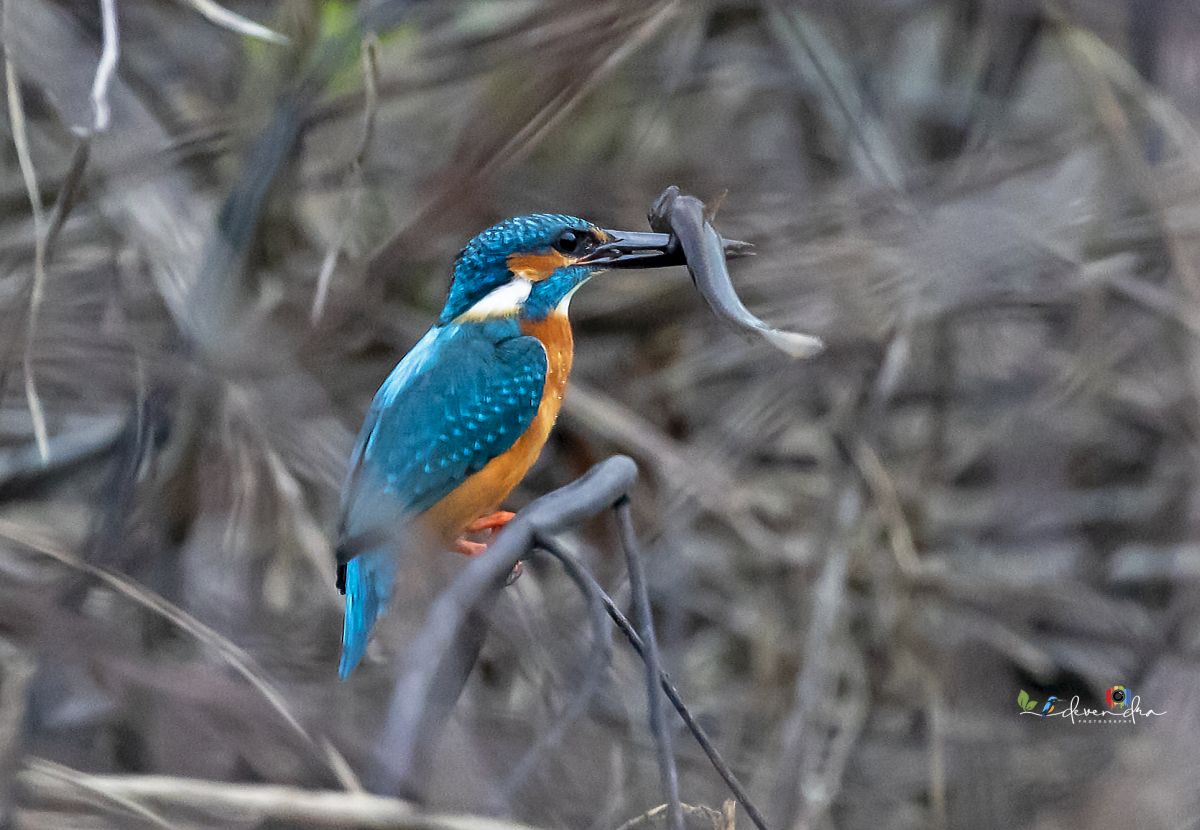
left=648, top=186, right=824, bottom=358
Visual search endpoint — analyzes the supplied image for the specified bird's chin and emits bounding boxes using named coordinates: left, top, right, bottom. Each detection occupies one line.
left=517, top=281, right=589, bottom=322
left=555, top=281, right=587, bottom=316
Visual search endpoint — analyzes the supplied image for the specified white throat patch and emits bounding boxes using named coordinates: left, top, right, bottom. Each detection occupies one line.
left=458, top=277, right=533, bottom=320
left=555, top=282, right=584, bottom=315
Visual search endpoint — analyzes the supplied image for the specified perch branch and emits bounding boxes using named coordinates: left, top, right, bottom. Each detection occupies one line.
left=369, top=456, right=639, bottom=798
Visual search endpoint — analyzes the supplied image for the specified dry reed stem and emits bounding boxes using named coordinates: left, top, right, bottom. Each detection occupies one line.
left=19, top=760, right=543, bottom=830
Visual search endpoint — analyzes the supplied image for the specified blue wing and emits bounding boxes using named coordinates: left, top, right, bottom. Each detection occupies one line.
left=337, top=319, right=546, bottom=677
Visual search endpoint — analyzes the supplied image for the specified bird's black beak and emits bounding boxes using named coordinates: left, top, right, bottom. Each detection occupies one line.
left=579, top=230, right=681, bottom=269
left=578, top=229, right=751, bottom=269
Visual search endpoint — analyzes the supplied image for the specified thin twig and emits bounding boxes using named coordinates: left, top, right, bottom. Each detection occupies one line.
left=503, top=537, right=614, bottom=799
left=18, top=760, right=543, bottom=830
left=615, top=498, right=683, bottom=830
left=313, top=34, right=380, bottom=323
left=90, top=0, right=119, bottom=132
left=0, top=519, right=360, bottom=792
left=615, top=802, right=728, bottom=830
left=171, top=0, right=290, bottom=44
left=851, top=439, right=921, bottom=576
left=722, top=799, right=737, bottom=830
left=0, top=138, right=88, bottom=420
left=797, top=644, right=868, bottom=828
left=0, top=640, right=34, bottom=825
left=24, top=760, right=173, bottom=830
left=925, top=675, right=947, bottom=830
left=761, top=0, right=909, bottom=201
left=365, top=1, right=679, bottom=280
left=5, top=59, right=50, bottom=462
left=45, top=140, right=91, bottom=251
left=534, top=536, right=773, bottom=830
left=478, top=1, right=680, bottom=178
left=768, top=484, right=857, bottom=828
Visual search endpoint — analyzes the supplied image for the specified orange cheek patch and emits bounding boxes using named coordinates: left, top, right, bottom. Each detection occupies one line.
left=507, top=250, right=572, bottom=282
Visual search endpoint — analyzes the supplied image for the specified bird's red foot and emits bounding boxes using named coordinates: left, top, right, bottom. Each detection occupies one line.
left=465, top=510, right=516, bottom=533
left=453, top=511, right=522, bottom=584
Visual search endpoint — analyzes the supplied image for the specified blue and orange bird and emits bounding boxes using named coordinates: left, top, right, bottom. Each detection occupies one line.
left=335, top=214, right=690, bottom=676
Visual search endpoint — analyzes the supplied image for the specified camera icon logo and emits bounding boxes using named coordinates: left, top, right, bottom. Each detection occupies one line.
left=1106, top=685, right=1130, bottom=710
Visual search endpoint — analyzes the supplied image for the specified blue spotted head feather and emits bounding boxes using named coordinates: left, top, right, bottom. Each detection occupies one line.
left=440, top=214, right=600, bottom=323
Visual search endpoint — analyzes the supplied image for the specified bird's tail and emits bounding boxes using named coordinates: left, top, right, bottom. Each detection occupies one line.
left=339, top=549, right=396, bottom=678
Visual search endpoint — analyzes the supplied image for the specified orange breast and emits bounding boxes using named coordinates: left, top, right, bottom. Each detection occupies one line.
left=422, top=313, right=574, bottom=540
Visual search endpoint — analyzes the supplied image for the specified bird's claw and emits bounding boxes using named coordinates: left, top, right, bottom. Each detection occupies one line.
left=505, top=560, right=524, bottom=585
left=453, top=538, right=488, bottom=556
left=453, top=511, right=522, bottom=584
left=465, top=510, right=516, bottom=533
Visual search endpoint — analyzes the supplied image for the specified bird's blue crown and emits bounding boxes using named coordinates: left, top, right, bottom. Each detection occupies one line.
left=441, top=214, right=594, bottom=323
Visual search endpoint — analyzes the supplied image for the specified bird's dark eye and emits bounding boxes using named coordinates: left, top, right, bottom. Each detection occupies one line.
left=553, top=230, right=581, bottom=254
left=552, top=228, right=599, bottom=257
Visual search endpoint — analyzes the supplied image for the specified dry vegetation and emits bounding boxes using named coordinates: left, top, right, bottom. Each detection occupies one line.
left=1, top=0, right=1199, bottom=828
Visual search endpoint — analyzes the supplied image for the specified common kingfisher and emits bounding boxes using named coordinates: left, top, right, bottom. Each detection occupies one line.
left=336, top=213, right=690, bottom=677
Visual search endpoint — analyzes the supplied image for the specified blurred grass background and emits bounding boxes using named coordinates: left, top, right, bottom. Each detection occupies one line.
left=2, top=0, right=1200, bottom=827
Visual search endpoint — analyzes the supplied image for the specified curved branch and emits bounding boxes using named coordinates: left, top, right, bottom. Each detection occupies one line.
left=369, top=456, right=639, bottom=798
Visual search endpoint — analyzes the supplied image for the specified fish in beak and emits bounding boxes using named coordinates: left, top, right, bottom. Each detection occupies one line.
left=578, top=230, right=751, bottom=269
